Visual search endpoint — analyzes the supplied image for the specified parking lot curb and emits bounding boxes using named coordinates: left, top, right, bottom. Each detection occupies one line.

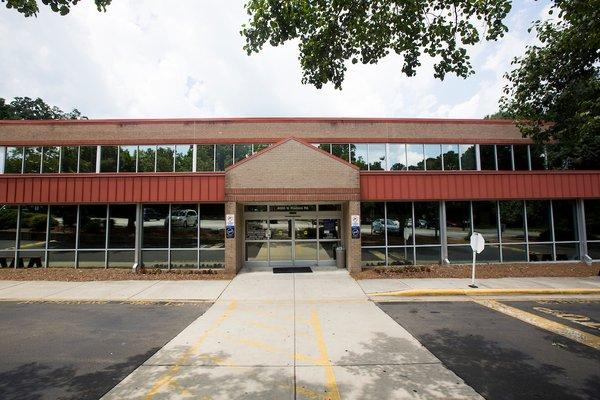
left=369, top=288, right=600, bottom=297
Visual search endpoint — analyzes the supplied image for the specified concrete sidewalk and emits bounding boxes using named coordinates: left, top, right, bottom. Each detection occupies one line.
left=101, top=270, right=482, bottom=399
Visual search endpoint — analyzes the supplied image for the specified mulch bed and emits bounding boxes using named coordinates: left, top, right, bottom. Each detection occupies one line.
left=0, top=268, right=234, bottom=281
left=352, top=262, right=600, bottom=280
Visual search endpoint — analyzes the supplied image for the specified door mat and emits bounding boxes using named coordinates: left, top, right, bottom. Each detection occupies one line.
left=273, top=267, right=313, bottom=273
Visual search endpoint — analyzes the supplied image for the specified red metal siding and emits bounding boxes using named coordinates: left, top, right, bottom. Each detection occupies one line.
left=360, top=171, right=600, bottom=201
left=0, top=173, right=225, bottom=204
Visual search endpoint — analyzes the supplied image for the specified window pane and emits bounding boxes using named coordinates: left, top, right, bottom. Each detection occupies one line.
left=318, top=219, right=340, bottom=240
left=424, top=144, right=442, bottom=170
left=175, top=145, right=193, bottom=172
left=414, top=202, right=440, bottom=245
left=499, top=201, right=525, bottom=243
left=318, top=241, right=339, bottom=262
left=555, top=243, right=579, bottom=261
left=496, top=145, right=513, bottom=170
left=270, top=242, right=292, bottom=261
left=361, top=247, right=386, bottom=267
left=406, top=144, right=424, bottom=170
left=197, top=145, right=215, bottom=171
left=142, top=204, right=169, bottom=248
left=587, top=242, right=600, bottom=260
left=108, top=250, right=134, bottom=268
left=24, top=147, right=42, bottom=173
left=368, top=144, right=386, bottom=170
left=388, top=247, right=413, bottom=266
left=360, top=202, right=385, bottom=246
left=0, top=205, right=18, bottom=255
left=48, top=251, right=75, bottom=267
left=513, top=145, right=529, bottom=170
left=446, top=201, right=471, bottom=245
left=526, top=201, right=552, bottom=242
left=42, top=146, right=59, bottom=173
left=78, top=205, right=107, bottom=248
left=317, top=144, right=331, bottom=153
left=60, top=146, right=78, bottom=173
left=459, top=144, right=476, bottom=170
left=246, top=242, right=268, bottom=261
left=234, top=144, right=252, bottom=163
left=156, top=145, right=175, bottom=172
left=502, top=244, right=528, bottom=262
left=4, top=147, right=23, bottom=173
left=49, top=205, right=77, bottom=249
left=479, top=145, right=495, bottom=170
left=215, top=144, right=233, bottom=171
left=442, top=144, right=459, bottom=170
left=295, top=219, right=317, bottom=240
left=142, top=250, right=168, bottom=268
left=552, top=200, right=578, bottom=241
left=171, top=204, right=198, bottom=248
left=100, top=146, right=118, bottom=172
left=137, top=145, right=156, bottom=172
left=270, top=219, right=291, bottom=240
left=200, top=204, right=225, bottom=248
left=77, top=250, right=105, bottom=268
left=246, top=220, right=268, bottom=240
left=448, top=245, right=472, bottom=263
left=200, top=249, right=224, bottom=268
left=478, top=244, right=501, bottom=262
left=109, top=204, right=136, bottom=248
left=351, top=144, right=368, bottom=170
left=79, top=146, right=97, bottom=173
left=295, top=242, right=317, bottom=260
left=171, top=250, right=197, bottom=269
left=416, top=246, right=440, bottom=265
left=530, top=145, right=547, bottom=170
left=332, top=144, right=349, bottom=162
left=119, top=146, right=137, bottom=172
left=19, top=205, right=48, bottom=249
left=388, top=144, right=407, bottom=171
left=472, top=201, right=499, bottom=242
left=386, top=202, right=413, bottom=246
left=528, top=244, right=554, bottom=262
left=253, top=143, right=269, bottom=153
left=584, top=200, right=600, bottom=240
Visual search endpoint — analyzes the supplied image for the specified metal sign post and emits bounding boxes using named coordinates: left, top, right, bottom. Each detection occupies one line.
left=469, top=232, right=485, bottom=288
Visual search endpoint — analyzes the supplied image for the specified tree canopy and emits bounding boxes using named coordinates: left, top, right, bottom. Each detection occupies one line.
left=0, top=96, right=86, bottom=120
left=1, top=0, right=110, bottom=17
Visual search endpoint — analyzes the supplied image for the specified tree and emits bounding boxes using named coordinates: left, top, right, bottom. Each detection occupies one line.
left=0, top=96, right=86, bottom=120
left=500, top=0, right=600, bottom=169
left=1, top=0, right=110, bottom=17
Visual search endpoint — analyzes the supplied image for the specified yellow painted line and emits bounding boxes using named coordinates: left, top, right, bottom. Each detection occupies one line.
left=223, top=332, right=321, bottom=364
left=370, top=288, right=600, bottom=297
left=309, top=309, right=341, bottom=400
left=474, top=299, right=600, bottom=350
left=144, top=300, right=238, bottom=400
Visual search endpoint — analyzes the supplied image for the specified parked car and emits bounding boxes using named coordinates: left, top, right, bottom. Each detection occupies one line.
left=166, top=209, right=198, bottom=228
left=371, top=218, right=400, bottom=234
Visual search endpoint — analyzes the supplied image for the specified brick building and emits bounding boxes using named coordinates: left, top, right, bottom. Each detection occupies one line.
left=0, top=117, right=598, bottom=274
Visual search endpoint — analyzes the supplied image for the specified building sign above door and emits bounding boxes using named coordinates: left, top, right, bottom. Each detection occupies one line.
left=270, top=205, right=317, bottom=212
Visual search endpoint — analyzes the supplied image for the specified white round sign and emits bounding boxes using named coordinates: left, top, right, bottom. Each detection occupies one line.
left=470, top=232, right=485, bottom=254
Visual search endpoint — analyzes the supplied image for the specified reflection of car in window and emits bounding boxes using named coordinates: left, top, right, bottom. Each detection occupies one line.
left=165, top=209, right=198, bottom=228
left=371, top=219, right=400, bottom=234
left=143, top=208, right=163, bottom=221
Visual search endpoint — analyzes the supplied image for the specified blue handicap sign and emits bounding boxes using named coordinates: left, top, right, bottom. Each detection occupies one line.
left=226, top=225, right=235, bottom=239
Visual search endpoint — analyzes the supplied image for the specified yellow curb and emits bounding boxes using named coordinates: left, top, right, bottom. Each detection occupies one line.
left=370, top=288, right=600, bottom=297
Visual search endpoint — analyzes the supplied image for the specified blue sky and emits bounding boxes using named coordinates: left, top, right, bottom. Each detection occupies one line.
left=0, top=0, right=550, bottom=119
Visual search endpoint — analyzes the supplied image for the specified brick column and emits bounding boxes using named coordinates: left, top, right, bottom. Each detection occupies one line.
left=345, top=200, right=362, bottom=273
left=224, top=201, right=244, bottom=274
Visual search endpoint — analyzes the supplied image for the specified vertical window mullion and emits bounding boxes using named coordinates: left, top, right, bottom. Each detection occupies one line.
left=192, top=144, right=197, bottom=172
left=493, top=145, right=498, bottom=170
left=527, top=145, right=532, bottom=171
left=510, top=145, right=515, bottom=171
left=213, top=145, right=216, bottom=172
left=95, top=146, right=101, bottom=173
left=75, top=205, right=80, bottom=268
left=523, top=200, right=530, bottom=262
left=44, top=206, right=50, bottom=267
left=197, top=203, right=201, bottom=269
left=497, top=201, right=503, bottom=262
left=549, top=200, right=556, bottom=261
left=383, top=201, right=388, bottom=265
left=105, top=205, right=109, bottom=268
left=167, top=204, right=172, bottom=269
left=411, top=202, right=416, bottom=265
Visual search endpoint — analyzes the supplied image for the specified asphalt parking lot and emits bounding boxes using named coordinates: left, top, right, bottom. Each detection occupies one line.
left=0, top=301, right=209, bottom=400
left=378, top=299, right=600, bottom=400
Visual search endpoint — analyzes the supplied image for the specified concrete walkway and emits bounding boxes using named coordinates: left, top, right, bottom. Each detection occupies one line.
left=101, top=270, right=481, bottom=400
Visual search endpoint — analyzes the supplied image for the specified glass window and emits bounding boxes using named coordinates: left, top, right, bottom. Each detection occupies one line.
left=197, top=144, right=215, bottom=172
left=79, top=146, right=97, bottom=173
left=530, top=145, right=547, bottom=170
left=442, top=144, right=459, bottom=171
left=318, top=144, right=331, bottom=153
left=142, top=204, right=169, bottom=248
left=100, top=146, right=118, bottom=172
left=388, top=247, right=413, bottom=266
left=388, top=144, right=407, bottom=171
left=513, top=145, right=529, bottom=170
left=47, top=251, right=75, bottom=267
left=459, top=144, right=476, bottom=170
left=479, top=145, right=496, bottom=170
left=555, top=243, right=579, bottom=261
left=246, top=220, right=268, bottom=240
left=108, top=205, right=136, bottom=249
left=414, top=202, right=440, bottom=245
left=171, top=204, right=198, bottom=248
left=584, top=200, right=600, bottom=241
left=351, top=144, right=368, bottom=170
left=215, top=144, right=233, bottom=171
left=0, top=205, right=18, bottom=256
left=318, top=242, right=339, bottom=262
left=200, top=204, right=225, bottom=248
left=200, top=249, right=224, bottom=268
left=472, top=201, right=499, bottom=242
left=332, top=144, right=350, bottom=162
left=77, top=250, right=105, bottom=268
left=319, top=219, right=340, bottom=240
left=360, top=202, right=385, bottom=246
left=175, top=145, right=193, bottom=172
left=319, top=204, right=341, bottom=211
left=499, top=201, right=525, bottom=243
left=368, top=144, right=386, bottom=170
left=446, top=201, right=471, bottom=245
left=424, top=144, right=442, bottom=170
left=60, top=146, right=78, bottom=173
left=48, top=205, right=77, bottom=249
left=171, top=250, right=197, bottom=268
left=108, top=250, right=134, bottom=268
left=448, top=245, right=473, bottom=263
left=78, top=205, right=107, bottom=249
left=269, top=242, right=292, bottom=261
left=23, top=147, right=42, bottom=173
left=502, top=244, right=528, bottom=262
left=142, top=250, right=168, bottom=269
left=156, top=145, right=175, bottom=172
left=295, top=219, right=317, bottom=240
left=416, top=246, right=440, bottom=265
left=529, top=244, right=554, bottom=262
left=18, top=205, right=48, bottom=249
left=4, top=147, right=23, bottom=173
left=361, top=247, right=386, bottom=267
left=552, top=200, right=578, bottom=241
left=119, top=146, right=137, bottom=173
left=406, top=144, right=424, bottom=170
left=386, top=202, right=413, bottom=246
left=234, top=144, right=252, bottom=163
left=137, top=145, right=156, bottom=172
left=253, top=143, right=269, bottom=153
left=496, top=145, right=513, bottom=170
left=246, top=242, right=268, bottom=261
left=526, top=201, right=552, bottom=242
left=269, top=219, right=291, bottom=240
left=42, top=146, right=59, bottom=173
left=245, top=205, right=267, bottom=212
left=478, top=245, right=501, bottom=262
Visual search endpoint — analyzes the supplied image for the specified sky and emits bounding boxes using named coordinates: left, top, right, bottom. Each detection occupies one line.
left=0, top=0, right=550, bottom=119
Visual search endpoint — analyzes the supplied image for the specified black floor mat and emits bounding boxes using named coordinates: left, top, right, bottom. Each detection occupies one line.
left=273, top=267, right=313, bottom=273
